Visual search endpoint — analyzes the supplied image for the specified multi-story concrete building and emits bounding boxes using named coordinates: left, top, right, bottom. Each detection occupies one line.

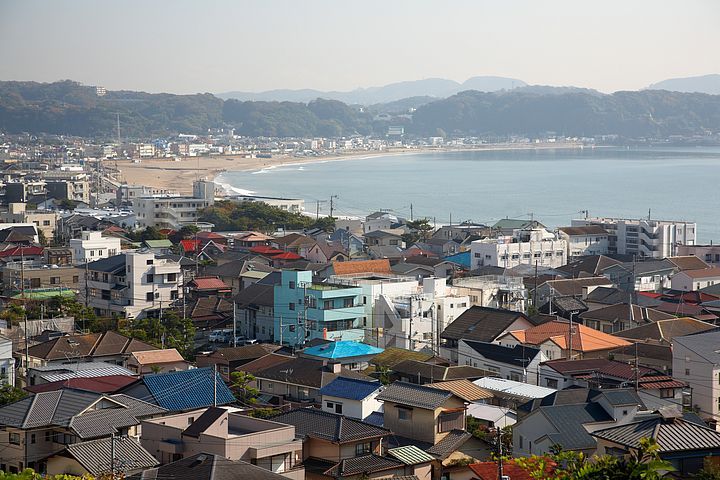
left=273, top=270, right=365, bottom=347
left=0, top=335, right=14, bottom=387
left=227, top=195, right=305, bottom=213
left=134, top=180, right=215, bottom=230
left=470, top=228, right=567, bottom=269
left=1, top=262, right=81, bottom=295
left=558, top=225, right=609, bottom=258
left=453, top=275, right=528, bottom=312
left=135, top=143, right=156, bottom=158
left=43, top=171, right=90, bottom=204
left=141, top=407, right=304, bottom=479
left=673, top=330, right=720, bottom=426
left=69, top=230, right=121, bottom=264
left=86, top=251, right=183, bottom=318
left=677, top=244, right=720, bottom=266
left=0, top=203, right=57, bottom=238
left=571, top=216, right=696, bottom=258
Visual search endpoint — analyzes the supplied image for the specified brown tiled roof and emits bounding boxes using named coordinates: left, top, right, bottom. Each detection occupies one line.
left=679, top=267, right=720, bottom=279
left=235, top=353, right=294, bottom=374
left=613, top=317, right=715, bottom=344
left=667, top=256, right=710, bottom=271
left=130, top=349, right=185, bottom=365
left=559, top=226, right=609, bottom=236
left=92, top=330, right=134, bottom=356
left=427, top=379, right=493, bottom=401
left=26, top=331, right=156, bottom=361
left=213, top=344, right=282, bottom=362
left=333, top=259, right=392, bottom=275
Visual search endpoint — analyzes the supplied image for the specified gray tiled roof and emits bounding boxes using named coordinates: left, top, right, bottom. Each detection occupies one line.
left=440, top=306, right=531, bottom=342
left=128, top=453, right=290, bottom=480
left=324, top=454, right=404, bottom=477
left=540, top=403, right=613, bottom=450
left=66, top=436, right=158, bottom=475
left=591, top=416, right=720, bottom=452
left=69, top=395, right=166, bottom=439
left=461, top=340, right=541, bottom=367
left=271, top=408, right=390, bottom=443
left=597, top=389, right=644, bottom=407
left=426, top=429, right=472, bottom=459
left=0, top=389, right=100, bottom=429
left=376, top=382, right=452, bottom=409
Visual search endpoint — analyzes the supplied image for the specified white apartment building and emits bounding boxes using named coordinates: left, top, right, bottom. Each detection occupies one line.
left=44, top=171, right=91, bottom=204
left=134, top=180, right=215, bottom=230
left=571, top=216, right=696, bottom=258
left=0, top=335, right=14, bottom=387
left=70, top=231, right=121, bottom=264
left=558, top=226, right=609, bottom=258
left=86, top=251, right=183, bottom=319
left=470, top=228, right=567, bottom=270
left=453, top=275, right=527, bottom=312
left=673, top=330, right=720, bottom=426
left=135, top=143, right=156, bottom=158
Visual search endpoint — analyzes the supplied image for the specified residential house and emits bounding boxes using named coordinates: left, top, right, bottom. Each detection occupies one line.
left=24, top=375, right=137, bottom=394
left=439, top=306, right=537, bottom=363
left=187, top=276, right=233, bottom=298
left=0, top=334, right=15, bottom=386
left=315, top=446, right=434, bottom=480
left=571, top=216, right=696, bottom=258
left=274, top=270, right=365, bottom=346
left=492, top=219, right=546, bottom=236
left=234, top=283, right=276, bottom=342
left=609, top=343, right=675, bottom=376
left=377, top=381, right=467, bottom=446
left=363, top=229, right=405, bottom=249
left=142, top=239, right=174, bottom=254
left=539, top=358, right=687, bottom=409
left=270, top=408, right=390, bottom=470
left=85, top=251, right=183, bottom=319
left=602, top=259, right=677, bottom=293
left=45, top=436, right=158, bottom=477
left=119, top=368, right=235, bottom=412
left=579, top=303, right=675, bottom=334
left=678, top=244, right=720, bottom=266
left=613, top=317, right=715, bottom=346
left=318, top=377, right=383, bottom=421
left=271, top=233, right=317, bottom=257
left=69, top=230, right=121, bottom=264
left=27, top=361, right=135, bottom=387
left=126, top=349, right=192, bottom=375
left=427, top=379, right=493, bottom=404
left=452, top=274, right=527, bottom=312
left=533, top=277, right=614, bottom=307
left=458, top=340, right=547, bottom=385
left=592, top=409, right=720, bottom=476
left=390, top=359, right=490, bottom=385
left=196, top=344, right=283, bottom=381
left=253, top=356, right=365, bottom=404
left=671, top=267, right=720, bottom=291
left=21, top=330, right=156, bottom=371
left=496, top=319, right=631, bottom=361
left=127, top=453, right=293, bottom=480
left=0, top=261, right=82, bottom=297
left=0, top=389, right=165, bottom=474
left=667, top=255, right=711, bottom=271
left=369, top=347, right=434, bottom=371
left=0, top=203, right=57, bottom=238
left=672, top=329, right=720, bottom=426
left=583, top=286, right=662, bottom=310
left=558, top=225, right=609, bottom=258
left=141, top=407, right=304, bottom=479
left=470, top=228, right=567, bottom=270
left=513, top=388, right=644, bottom=456
left=555, top=254, right=622, bottom=278
left=299, top=341, right=383, bottom=371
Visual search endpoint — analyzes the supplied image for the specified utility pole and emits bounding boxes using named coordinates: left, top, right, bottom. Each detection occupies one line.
left=84, top=260, right=90, bottom=308
left=233, top=301, right=237, bottom=347
left=279, top=315, right=283, bottom=346
left=533, top=260, right=538, bottom=309
left=497, top=426, right=504, bottom=480
left=315, top=200, right=326, bottom=220
left=410, top=203, right=413, bottom=221
left=213, top=364, right=218, bottom=407
left=329, top=195, right=339, bottom=218
left=110, top=432, right=116, bottom=479
left=634, top=341, right=639, bottom=392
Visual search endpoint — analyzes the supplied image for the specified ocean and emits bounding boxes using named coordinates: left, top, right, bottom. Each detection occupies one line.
left=215, top=146, right=720, bottom=243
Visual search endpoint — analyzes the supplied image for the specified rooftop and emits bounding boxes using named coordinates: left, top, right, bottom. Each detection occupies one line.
left=301, top=340, right=384, bottom=359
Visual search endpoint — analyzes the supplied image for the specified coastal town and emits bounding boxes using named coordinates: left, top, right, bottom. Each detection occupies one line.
left=0, top=131, right=719, bottom=480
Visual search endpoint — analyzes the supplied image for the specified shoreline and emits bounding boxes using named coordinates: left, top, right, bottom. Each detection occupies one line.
left=116, top=142, right=588, bottom=194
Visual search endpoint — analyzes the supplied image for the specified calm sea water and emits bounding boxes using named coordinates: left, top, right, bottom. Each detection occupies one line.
left=216, top=146, right=720, bottom=243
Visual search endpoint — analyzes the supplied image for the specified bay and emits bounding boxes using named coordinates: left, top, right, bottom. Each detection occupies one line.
left=216, top=146, right=720, bottom=243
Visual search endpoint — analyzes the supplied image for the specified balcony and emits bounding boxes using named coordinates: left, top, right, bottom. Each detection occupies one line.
left=313, top=305, right=364, bottom=322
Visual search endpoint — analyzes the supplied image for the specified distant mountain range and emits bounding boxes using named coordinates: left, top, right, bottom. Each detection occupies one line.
left=217, top=76, right=527, bottom=104
left=647, top=74, right=720, bottom=95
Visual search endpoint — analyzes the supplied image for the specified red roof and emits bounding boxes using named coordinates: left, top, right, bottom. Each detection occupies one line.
left=272, top=251, right=303, bottom=260
left=469, top=460, right=556, bottom=480
left=249, top=245, right=285, bottom=255
left=159, top=229, right=176, bottom=236
left=24, top=375, right=137, bottom=394
left=180, top=239, right=201, bottom=253
left=0, top=246, right=44, bottom=257
left=197, top=231, right=226, bottom=240
left=190, top=276, right=232, bottom=290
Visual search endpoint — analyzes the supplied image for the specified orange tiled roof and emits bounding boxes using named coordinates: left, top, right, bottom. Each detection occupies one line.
left=507, top=320, right=630, bottom=353
left=131, top=348, right=185, bottom=365
left=332, top=259, right=392, bottom=275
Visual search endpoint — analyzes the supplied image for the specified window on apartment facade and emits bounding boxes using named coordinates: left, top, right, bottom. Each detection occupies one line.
left=686, top=368, right=691, bottom=376
left=534, top=252, right=541, bottom=258
left=511, top=254, right=519, bottom=260
left=343, top=298, right=354, bottom=308
left=660, top=389, right=674, bottom=398
left=523, top=253, right=531, bottom=259
left=171, top=290, right=178, bottom=300
left=9, top=433, right=20, bottom=445
left=546, top=378, right=558, bottom=389
left=289, top=281, right=295, bottom=289
left=50, top=277, right=60, bottom=285
left=146, top=292, right=154, bottom=302
left=147, top=274, right=154, bottom=283
left=289, top=302, right=295, bottom=311
left=167, top=273, right=177, bottom=282
left=72, top=276, right=79, bottom=283
left=147, top=259, right=154, bottom=265
left=397, top=407, right=412, bottom=421
left=109, top=249, right=117, bottom=256
left=355, top=442, right=372, bottom=456
left=323, top=300, right=332, bottom=310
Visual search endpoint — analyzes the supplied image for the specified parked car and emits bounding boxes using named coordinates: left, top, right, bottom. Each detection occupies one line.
left=209, top=329, right=233, bottom=343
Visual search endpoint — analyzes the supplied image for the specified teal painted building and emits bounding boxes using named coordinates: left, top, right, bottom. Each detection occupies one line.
left=273, top=270, right=366, bottom=347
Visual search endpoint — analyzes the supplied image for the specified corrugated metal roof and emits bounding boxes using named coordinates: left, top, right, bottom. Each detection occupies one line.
left=387, top=445, right=435, bottom=465
left=66, top=436, right=158, bottom=475
left=474, top=377, right=556, bottom=400
left=427, top=379, right=493, bottom=402
left=141, top=368, right=235, bottom=411
left=592, top=416, right=720, bottom=452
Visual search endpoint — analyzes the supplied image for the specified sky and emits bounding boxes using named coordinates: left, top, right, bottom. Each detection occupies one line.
left=1, top=0, right=719, bottom=95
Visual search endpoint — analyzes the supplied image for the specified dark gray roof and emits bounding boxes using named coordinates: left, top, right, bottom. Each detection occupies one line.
left=598, top=389, right=645, bottom=407
left=325, top=454, right=404, bottom=477
left=376, top=381, right=452, bottom=409
left=271, top=408, right=389, bottom=443
left=540, top=403, right=613, bottom=450
left=556, top=255, right=622, bottom=276
left=391, top=359, right=490, bottom=382
left=233, top=283, right=274, bottom=308
left=461, top=340, right=541, bottom=367
left=585, top=287, right=662, bottom=307
left=182, top=406, right=226, bottom=438
left=66, top=436, right=158, bottom=475
left=440, top=306, right=533, bottom=342
left=426, top=429, right=473, bottom=459
left=86, top=254, right=126, bottom=274
left=604, top=259, right=677, bottom=276
left=0, top=389, right=99, bottom=429
left=591, top=416, right=720, bottom=453
left=128, top=453, right=289, bottom=480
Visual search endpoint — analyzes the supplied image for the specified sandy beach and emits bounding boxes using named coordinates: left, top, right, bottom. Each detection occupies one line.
left=116, top=143, right=586, bottom=195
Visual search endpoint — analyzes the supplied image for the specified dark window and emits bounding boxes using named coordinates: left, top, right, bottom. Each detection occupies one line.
left=170, top=290, right=179, bottom=300
left=289, top=302, right=295, bottom=311
left=438, top=411, right=464, bottom=432
left=167, top=273, right=177, bottom=282
left=355, top=442, right=372, bottom=455
left=289, top=281, right=296, bottom=289
left=146, top=259, right=154, bottom=265
left=9, top=433, right=20, bottom=445
left=146, top=292, right=154, bottom=302
left=147, top=274, right=154, bottom=283
left=398, top=407, right=412, bottom=421
left=30, top=434, right=35, bottom=444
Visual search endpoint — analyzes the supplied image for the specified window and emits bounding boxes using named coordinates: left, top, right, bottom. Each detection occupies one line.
left=146, top=292, right=154, bottom=302
left=72, top=275, right=79, bottom=283
left=544, top=252, right=552, bottom=257
left=355, top=442, right=372, bottom=455
left=45, top=431, right=51, bottom=442
left=50, top=277, right=60, bottom=285
left=188, top=417, right=195, bottom=425
left=147, top=274, right=154, bottom=283
left=146, top=259, right=154, bottom=265
left=546, top=378, right=558, bottom=389
left=289, top=281, right=296, bottom=289
left=334, top=402, right=343, bottom=414
left=43, top=220, right=50, bottom=226
left=660, top=388, right=674, bottom=398
left=30, top=434, right=36, bottom=444
left=519, top=435, right=524, bottom=449
left=533, top=252, right=541, bottom=258
left=686, top=368, right=691, bottom=376
left=9, top=433, right=20, bottom=445
left=397, top=407, right=412, bottom=421
left=326, top=401, right=334, bottom=409
left=343, top=298, right=353, bottom=308
left=289, top=302, right=295, bottom=311
left=438, top=411, right=464, bottom=432
left=170, top=290, right=179, bottom=300
left=167, top=273, right=177, bottom=282
left=298, top=387, right=310, bottom=400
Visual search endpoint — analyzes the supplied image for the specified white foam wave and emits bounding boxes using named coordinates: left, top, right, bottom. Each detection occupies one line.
left=216, top=182, right=256, bottom=196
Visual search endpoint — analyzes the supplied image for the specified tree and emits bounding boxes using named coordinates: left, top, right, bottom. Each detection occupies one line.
left=0, top=468, right=89, bottom=480
left=0, top=384, right=28, bottom=406
left=120, top=310, right=196, bottom=359
left=402, top=218, right=434, bottom=245
left=0, top=303, right=25, bottom=326
left=375, top=365, right=391, bottom=385
left=37, top=229, right=48, bottom=246
left=229, top=371, right=259, bottom=405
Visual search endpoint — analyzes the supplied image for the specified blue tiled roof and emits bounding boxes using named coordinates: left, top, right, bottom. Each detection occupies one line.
left=319, top=377, right=381, bottom=401
left=364, top=411, right=384, bottom=427
left=302, top=341, right=383, bottom=359
left=142, top=368, right=235, bottom=411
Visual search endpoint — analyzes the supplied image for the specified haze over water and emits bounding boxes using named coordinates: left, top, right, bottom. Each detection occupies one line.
left=217, top=146, right=720, bottom=243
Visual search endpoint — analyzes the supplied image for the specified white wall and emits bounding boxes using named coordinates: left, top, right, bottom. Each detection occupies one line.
left=70, top=231, right=121, bottom=264
left=0, top=336, right=15, bottom=387
left=673, top=340, right=716, bottom=420
left=458, top=340, right=546, bottom=385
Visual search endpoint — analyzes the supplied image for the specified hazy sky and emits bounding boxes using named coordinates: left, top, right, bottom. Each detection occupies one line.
left=1, top=0, right=719, bottom=94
